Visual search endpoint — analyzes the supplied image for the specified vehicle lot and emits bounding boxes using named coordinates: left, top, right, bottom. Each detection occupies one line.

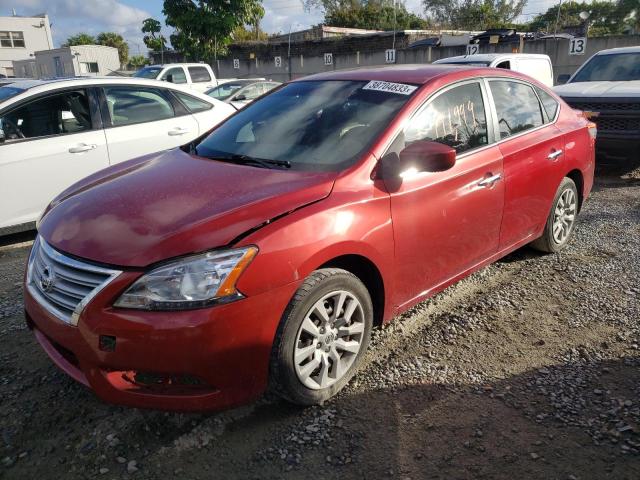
left=1, top=162, right=639, bottom=479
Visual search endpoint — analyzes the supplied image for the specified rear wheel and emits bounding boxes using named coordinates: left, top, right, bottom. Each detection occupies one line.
left=270, top=268, right=373, bottom=405
left=531, top=177, right=579, bottom=253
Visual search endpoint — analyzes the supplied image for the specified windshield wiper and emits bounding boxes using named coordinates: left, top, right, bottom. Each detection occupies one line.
left=200, top=152, right=291, bottom=169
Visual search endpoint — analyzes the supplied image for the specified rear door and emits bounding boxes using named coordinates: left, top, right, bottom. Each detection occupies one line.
left=385, top=80, right=504, bottom=306
left=0, top=87, right=109, bottom=230
left=100, top=85, right=199, bottom=164
left=486, top=79, right=565, bottom=250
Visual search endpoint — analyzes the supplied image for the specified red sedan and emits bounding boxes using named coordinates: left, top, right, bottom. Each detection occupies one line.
left=25, top=65, right=595, bottom=411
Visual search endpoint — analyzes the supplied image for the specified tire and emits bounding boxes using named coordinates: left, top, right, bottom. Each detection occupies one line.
left=531, top=177, right=579, bottom=253
left=269, top=268, right=373, bottom=405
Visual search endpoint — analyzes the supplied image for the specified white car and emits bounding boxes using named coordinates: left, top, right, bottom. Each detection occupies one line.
left=0, top=77, right=235, bottom=235
left=433, top=53, right=554, bottom=87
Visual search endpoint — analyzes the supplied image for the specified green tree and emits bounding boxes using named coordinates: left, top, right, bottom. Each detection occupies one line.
left=529, top=1, right=629, bottom=35
left=325, top=2, right=430, bottom=30
left=163, top=0, right=265, bottom=60
left=62, top=33, right=96, bottom=46
left=96, top=32, right=129, bottom=66
left=142, top=18, right=167, bottom=51
left=232, top=24, right=269, bottom=42
left=128, top=55, right=149, bottom=69
left=422, top=0, right=526, bottom=30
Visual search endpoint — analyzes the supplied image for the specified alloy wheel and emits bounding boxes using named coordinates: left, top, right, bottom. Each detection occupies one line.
left=552, top=187, right=577, bottom=244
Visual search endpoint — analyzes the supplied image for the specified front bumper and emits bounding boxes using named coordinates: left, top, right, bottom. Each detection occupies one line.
left=25, top=265, right=300, bottom=411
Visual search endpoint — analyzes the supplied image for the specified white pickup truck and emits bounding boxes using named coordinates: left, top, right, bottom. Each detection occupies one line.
left=133, top=63, right=235, bottom=93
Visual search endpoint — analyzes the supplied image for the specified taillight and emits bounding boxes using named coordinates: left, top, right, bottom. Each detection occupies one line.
left=587, top=121, right=597, bottom=141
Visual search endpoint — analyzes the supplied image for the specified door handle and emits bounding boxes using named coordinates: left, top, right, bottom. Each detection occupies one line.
left=68, top=143, right=97, bottom=153
left=478, top=173, right=502, bottom=188
left=168, top=127, right=190, bottom=136
left=548, top=149, right=563, bottom=160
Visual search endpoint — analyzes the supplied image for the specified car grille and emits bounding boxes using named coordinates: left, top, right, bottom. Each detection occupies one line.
left=26, top=236, right=121, bottom=326
left=568, top=102, right=640, bottom=112
left=593, top=117, right=640, bottom=132
left=563, top=98, right=640, bottom=135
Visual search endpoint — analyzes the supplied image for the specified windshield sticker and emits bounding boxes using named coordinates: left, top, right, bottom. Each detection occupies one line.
left=362, top=80, right=417, bottom=95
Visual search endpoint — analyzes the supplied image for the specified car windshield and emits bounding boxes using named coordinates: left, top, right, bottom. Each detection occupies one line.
left=195, top=80, right=417, bottom=171
left=206, top=81, right=252, bottom=100
left=571, top=53, right=640, bottom=82
left=0, top=86, right=25, bottom=103
left=133, top=66, right=163, bottom=79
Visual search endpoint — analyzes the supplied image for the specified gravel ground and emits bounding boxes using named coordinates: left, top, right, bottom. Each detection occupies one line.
left=1, top=161, right=639, bottom=480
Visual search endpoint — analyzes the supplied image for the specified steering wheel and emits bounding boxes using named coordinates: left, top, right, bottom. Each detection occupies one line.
left=2, top=117, right=25, bottom=139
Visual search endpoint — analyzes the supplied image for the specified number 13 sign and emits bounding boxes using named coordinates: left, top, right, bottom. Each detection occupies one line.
left=569, top=37, right=587, bottom=55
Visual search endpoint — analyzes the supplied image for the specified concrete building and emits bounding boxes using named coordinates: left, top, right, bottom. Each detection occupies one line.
left=13, top=44, right=120, bottom=78
left=0, top=12, right=53, bottom=77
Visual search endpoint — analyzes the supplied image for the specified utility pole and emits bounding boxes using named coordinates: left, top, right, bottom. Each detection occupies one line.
left=392, top=0, right=397, bottom=51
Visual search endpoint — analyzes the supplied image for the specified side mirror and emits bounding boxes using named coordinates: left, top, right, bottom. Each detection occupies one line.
left=165, top=74, right=174, bottom=83
left=557, top=74, right=570, bottom=85
left=234, top=94, right=247, bottom=101
left=398, top=141, right=456, bottom=175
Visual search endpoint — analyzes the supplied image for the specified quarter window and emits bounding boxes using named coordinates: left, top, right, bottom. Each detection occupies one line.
left=174, top=91, right=212, bottom=113
left=161, top=67, right=187, bottom=84
left=103, top=87, right=175, bottom=126
left=535, top=87, right=559, bottom=122
left=188, top=66, right=211, bottom=82
left=0, top=90, right=92, bottom=143
left=405, top=82, right=489, bottom=154
left=490, top=81, right=544, bottom=139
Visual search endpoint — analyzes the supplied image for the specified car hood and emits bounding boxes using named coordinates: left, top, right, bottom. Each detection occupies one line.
left=554, top=81, right=640, bottom=98
left=39, top=149, right=336, bottom=267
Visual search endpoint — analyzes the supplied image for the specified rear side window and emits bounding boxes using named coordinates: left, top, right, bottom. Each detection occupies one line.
left=535, top=87, right=559, bottom=121
left=174, top=91, right=213, bottom=113
left=104, top=87, right=175, bottom=126
left=405, top=82, right=489, bottom=154
left=188, top=66, right=211, bottom=83
left=490, top=81, right=543, bottom=139
left=0, top=89, right=92, bottom=142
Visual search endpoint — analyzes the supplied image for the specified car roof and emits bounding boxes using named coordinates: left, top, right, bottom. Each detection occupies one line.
left=295, top=64, right=482, bottom=84
left=434, top=53, right=550, bottom=63
left=145, top=63, right=211, bottom=68
left=595, top=46, right=640, bottom=55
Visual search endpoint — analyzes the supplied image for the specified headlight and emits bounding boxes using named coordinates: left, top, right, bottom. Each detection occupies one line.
left=114, top=246, right=258, bottom=310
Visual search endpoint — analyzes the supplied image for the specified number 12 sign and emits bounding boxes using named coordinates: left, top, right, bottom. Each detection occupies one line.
left=569, top=37, right=587, bottom=55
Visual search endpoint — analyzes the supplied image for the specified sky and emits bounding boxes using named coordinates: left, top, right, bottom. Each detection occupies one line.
left=0, top=0, right=560, bottom=53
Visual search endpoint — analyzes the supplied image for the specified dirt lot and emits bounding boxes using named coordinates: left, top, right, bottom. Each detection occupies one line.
left=1, top=162, right=639, bottom=480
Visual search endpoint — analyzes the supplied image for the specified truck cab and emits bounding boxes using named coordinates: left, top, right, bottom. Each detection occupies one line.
left=433, top=53, right=554, bottom=87
left=133, top=63, right=220, bottom=92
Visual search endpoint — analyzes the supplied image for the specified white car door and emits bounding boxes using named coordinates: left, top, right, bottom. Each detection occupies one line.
left=0, top=88, right=109, bottom=231
left=186, top=66, right=216, bottom=93
left=171, top=90, right=235, bottom=135
left=101, top=85, right=199, bottom=164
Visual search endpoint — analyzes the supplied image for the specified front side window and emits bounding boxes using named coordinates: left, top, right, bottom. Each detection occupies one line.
left=0, top=90, right=92, bottom=143
left=571, top=53, right=640, bottom=82
left=404, top=82, right=488, bottom=154
left=161, top=67, right=187, bottom=84
left=104, top=87, right=174, bottom=126
left=535, top=87, right=559, bottom=122
left=196, top=80, right=416, bottom=171
left=490, top=81, right=543, bottom=139
left=206, top=81, right=250, bottom=100
left=234, top=83, right=263, bottom=101
left=188, top=66, right=211, bottom=83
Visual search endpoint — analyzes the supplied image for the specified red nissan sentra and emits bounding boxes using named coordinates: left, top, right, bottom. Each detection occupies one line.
left=24, top=65, right=596, bottom=411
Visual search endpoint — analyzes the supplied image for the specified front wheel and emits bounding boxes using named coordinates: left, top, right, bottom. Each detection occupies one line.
left=270, top=268, right=373, bottom=405
left=531, top=177, right=579, bottom=253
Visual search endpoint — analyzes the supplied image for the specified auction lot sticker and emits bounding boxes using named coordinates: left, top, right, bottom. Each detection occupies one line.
left=363, top=80, right=417, bottom=95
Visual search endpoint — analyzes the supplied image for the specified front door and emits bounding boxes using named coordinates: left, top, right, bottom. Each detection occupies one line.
left=384, top=80, right=504, bottom=309
left=0, top=89, right=109, bottom=229
left=486, top=79, right=566, bottom=249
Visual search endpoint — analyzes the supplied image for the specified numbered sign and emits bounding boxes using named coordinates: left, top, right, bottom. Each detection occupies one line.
left=569, top=37, right=587, bottom=55
left=385, top=49, right=396, bottom=64
left=233, top=58, right=240, bottom=69
left=324, top=53, right=333, bottom=66
left=274, top=56, right=282, bottom=68
left=466, top=44, right=479, bottom=56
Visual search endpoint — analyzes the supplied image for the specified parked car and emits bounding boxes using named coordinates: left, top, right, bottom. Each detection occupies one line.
left=554, top=46, right=640, bottom=162
left=133, top=63, right=240, bottom=93
left=434, top=53, right=554, bottom=87
left=206, top=80, right=281, bottom=109
left=0, top=77, right=235, bottom=235
left=26, top=65, right=595, bottom=412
